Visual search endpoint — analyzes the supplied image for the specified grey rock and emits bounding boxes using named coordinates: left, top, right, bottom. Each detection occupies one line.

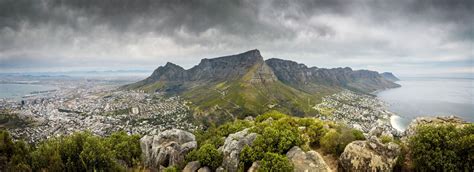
left=216, top=167, right=225, bottom=172
left=247, top=162, right=260, bottom=172
left=140, top=129, right=197, bottom=169
left=197, top=166, right=212, bottom=172
left=286, top=146, right=331, bottom=172
left=183, top=161, right=201, bottom=172
left=219, top=128, right=258, bottom=172
left=339, top=139, right=400, bottom=171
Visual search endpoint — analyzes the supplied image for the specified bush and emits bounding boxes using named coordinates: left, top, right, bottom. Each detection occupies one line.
left=29, top=130, right=141, bottom=171
left=105, top=131, right=142, bottom=167
left=251, top=118, right=304, bottom=156
left=195, top=119, right=252, bottom=148
left=239, top=145, right=256, bottom=171
left=0, top=130, right=32, bottom=171
left=255, top=110, right=288, bottom=122
left=297, top=118, right=327, bottom=146
left=409, top=124, right=473, bottom=171
left=320, top=125, right=364, bottom=155
left=162, top=165, right=179, bottom=172
left=258, top=152, right=293, bottom=172
left=31, top=138, right=64, bottom=171
left=186, top=143, right=223, bottom=170
left=379, top=135, right=392, bottom=144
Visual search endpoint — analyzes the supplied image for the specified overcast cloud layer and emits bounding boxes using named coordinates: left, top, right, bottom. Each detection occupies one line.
left=0, top=0, right=473, bottom=77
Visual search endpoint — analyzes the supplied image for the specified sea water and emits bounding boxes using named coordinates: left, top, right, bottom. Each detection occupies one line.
left=377, top=77, right=474, bottom=131
left=0, top=83, right=58, bottom=100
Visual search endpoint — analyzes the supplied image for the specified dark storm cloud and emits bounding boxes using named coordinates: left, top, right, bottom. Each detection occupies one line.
left=0, top=0, right=472, bottom=76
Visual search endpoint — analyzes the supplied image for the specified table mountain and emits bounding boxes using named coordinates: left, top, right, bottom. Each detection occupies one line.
left=123, top=50, right=400, bottom=121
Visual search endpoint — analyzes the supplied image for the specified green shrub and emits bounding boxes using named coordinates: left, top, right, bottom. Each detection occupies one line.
left=195, top=119, right=252, bottom=148
left=409, top=124, right=473, bottom=171
left=297, top=118, right=327, bottom=146
left=29, top=130, right=140, bottom=171
left=186, top=143, right=223, bottom=170
left=0, top=130, right=32, bottom=171
left=239, top=145, right=256, bottom=171
left=255, top=110, right=288, bottom=122
left=105, top=131, right=142, bottom=167
left=31, top=138, right=64, bottom=171
left=258, top=152, right=293, bottom=172
left=252, top=118, right=304, bottom=156
left=320, top=125, right=364, bottom=155
left=162, top=165, right=179, bottom=172
left=80, top=135, right=124, bottom=171
left=379, top=135, right=392, bottom=144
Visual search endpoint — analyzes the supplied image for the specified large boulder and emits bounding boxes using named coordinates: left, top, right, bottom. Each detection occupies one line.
left=339, top=138, right=400, bottom=171
left=140, top=129, right=197, bottom=169
left=183, top=161, right=201, bottom=172
left=286, top=146, right=331, bottom=172
left=219, top=128, right=257, bottom=172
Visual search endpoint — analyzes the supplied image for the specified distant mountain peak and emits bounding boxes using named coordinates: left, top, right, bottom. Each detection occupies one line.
left=381, top=72, right=400, bottom=82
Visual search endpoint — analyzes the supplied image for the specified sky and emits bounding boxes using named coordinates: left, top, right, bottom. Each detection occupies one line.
left=0, top=0, right=473, bottom=77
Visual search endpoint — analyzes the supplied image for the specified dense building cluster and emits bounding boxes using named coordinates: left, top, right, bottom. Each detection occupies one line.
left=1, top=80, right=198, bottom=143
left=314, top=91, right=401, bottom=137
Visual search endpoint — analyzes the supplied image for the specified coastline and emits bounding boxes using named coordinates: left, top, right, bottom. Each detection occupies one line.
left=390, top=115, right=406, bottom=132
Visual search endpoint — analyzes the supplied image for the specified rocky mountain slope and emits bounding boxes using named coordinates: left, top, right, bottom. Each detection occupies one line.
left=381, top=72, right=400, bottom=82
left=124, top=50, right=400, bottom=119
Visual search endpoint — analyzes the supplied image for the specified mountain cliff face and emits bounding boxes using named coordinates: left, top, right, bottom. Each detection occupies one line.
left=381, top=72, right=400, bottom=82
left=266, top=58, right=400, bottom=93
left=124, top=50, right=400, bottom=119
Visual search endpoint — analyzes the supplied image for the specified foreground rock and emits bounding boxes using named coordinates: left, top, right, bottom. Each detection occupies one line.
left=404, top=115, right=466, bottom=137
left=183, top=161, right=201, bottom=172
left=140, top=129, right=197, bottom=169
left=218, top=128, right=257, bottom=172
left=286, top=146, right=331, bottom=172
left=339, top=138, right=400, bottom=171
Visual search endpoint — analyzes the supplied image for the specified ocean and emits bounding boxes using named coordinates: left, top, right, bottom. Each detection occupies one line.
left=376, top=77, right=474, bottom=131
left=0, top=83, right=58, bottom=100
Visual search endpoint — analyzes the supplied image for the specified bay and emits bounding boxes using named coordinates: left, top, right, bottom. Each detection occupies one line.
left=377, top=77, right=474, bottom=131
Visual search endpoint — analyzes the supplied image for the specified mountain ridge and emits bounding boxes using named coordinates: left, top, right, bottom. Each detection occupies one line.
left=123, top=50, right=400, bottom=120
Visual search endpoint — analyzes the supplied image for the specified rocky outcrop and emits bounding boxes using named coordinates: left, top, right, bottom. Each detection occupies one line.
left=219, top=128, right=258, bottom=172
left=140, top=129, right=197, bottom=169
left=183, top=161, right=201, bottom=172
left=339, top=138, right=400, bottom=171
left=404, top=116, right=466, bottom=137
left=286, top=146, right=331, bottom=172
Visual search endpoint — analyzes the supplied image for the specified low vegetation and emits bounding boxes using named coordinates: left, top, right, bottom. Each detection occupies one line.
left=191, top=110, right=365, bottom=171
left=0, top=130, right=141, bottom=171
left=2, top=110, right=472, bottom=171
left=408, top=123, right=473, bottom=171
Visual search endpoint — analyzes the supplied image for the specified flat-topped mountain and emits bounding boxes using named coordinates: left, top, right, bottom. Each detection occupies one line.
left=124, top=50, right=399, bottom=121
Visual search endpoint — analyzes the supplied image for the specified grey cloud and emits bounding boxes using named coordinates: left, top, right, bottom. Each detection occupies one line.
left=0, top=0, right=472, bottom=76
